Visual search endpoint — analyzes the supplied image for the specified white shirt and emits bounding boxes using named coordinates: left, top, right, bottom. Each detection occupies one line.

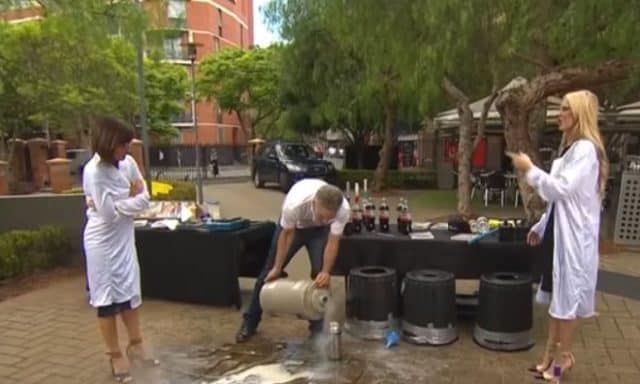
left=83, top=154, right=149, bottom=308
left=526, top=139, right=601, bottom=319
left=280, top=179, right=350, bottom=235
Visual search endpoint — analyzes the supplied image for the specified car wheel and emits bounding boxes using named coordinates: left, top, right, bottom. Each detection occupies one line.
left=279, top=171, right=291, bottom=193
left=253, top=169, right=264, bottom=188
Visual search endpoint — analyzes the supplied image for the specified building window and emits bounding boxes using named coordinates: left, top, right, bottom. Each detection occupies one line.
left=163, top=35, right=186, bottom=60
left=214, top=37, right=220, bottom=52
left=168, top=0, right=186, bottom=18
left=218, top=8, right=223, bottom=37
left=168, top=0, right=186, bottom=29
left=216, top=106, right=223, bottom=124
left=217, top=127, right=224, bottom=144
left=240, top=24, right=243, bottom=48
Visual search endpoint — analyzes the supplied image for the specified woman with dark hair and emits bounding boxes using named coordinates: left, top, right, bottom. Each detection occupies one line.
left=83, top=117, right=158, bottom=383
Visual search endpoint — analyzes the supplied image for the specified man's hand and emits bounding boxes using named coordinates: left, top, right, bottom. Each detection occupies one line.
left=505, top=151, right=533, bottom=173
left=313, top=272, right=331, bottom=288
left=527, top=230, right=541, bottom=246
left=265, top=267, right=283, bottom=283
left=87, top=198, right=95, bottom=210
left=130, top=179, right=144, bottom=197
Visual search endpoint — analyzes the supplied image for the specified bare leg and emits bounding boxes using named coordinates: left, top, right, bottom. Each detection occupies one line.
left=121, top=308, right=159, bottom=365
left=531, top=316, right=559, bottom=372
left=542, top=318, right=578, bottom=379
left=556, top=318, right=579, bottom=367
left=98, top=316, right=130, bottom=375
left=120, top=308, right=142, bottom=342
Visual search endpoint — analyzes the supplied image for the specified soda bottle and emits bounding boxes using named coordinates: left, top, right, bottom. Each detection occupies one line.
left=351, top=196, right=362, bottom=234
left=379, top=198, right=390, bottom=232
left=365, top=199, right=376, bottom=231
left=396, top=198, right=404, bottom=231
left=403, top=201, right=412, bottom=234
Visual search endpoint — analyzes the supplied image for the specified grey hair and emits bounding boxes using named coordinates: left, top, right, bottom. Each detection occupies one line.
left=314, top=184, right=344, bottom=212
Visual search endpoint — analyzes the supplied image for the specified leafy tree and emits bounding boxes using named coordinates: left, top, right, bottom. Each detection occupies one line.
left=266, top=0, right=382, bottom=166
left=198, top=46, right=282, bottom=144
left=0, top=0, right=188, bottom=148
left=143, top=59, right=188, bottom=143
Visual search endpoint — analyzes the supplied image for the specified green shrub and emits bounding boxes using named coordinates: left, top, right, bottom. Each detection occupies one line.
left=151, top=180, right=196, bottom=201
left=0, top=226, right=71, bottom=280
left=336, top=169, right=437, bottom=190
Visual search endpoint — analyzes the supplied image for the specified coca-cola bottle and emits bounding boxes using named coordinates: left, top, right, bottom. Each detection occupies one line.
left=402, top=202, right=413, bottom=235
left=351, top=196, right=363, bottom=234
left=396, top=198, right=406, bottom=233
left=378, top=198, right=390, bottom=232
left=365, top=199, right=376, bottom=231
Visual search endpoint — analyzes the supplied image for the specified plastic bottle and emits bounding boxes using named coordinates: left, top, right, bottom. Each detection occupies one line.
left=397, top=198, right=406, bottom=233
left=379, top=198, right=390, bottom=232
left=403, top=200, right=412, bottom=234
left=365, top=199, right=376, bottom=232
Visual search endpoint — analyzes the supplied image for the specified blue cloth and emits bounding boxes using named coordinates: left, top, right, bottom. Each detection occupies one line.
left=243, top=223, right=329, bottom=333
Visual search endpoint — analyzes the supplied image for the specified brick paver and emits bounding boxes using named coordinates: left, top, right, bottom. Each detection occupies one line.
left=0, top=274, right=639, bottom=383
left=1, top=183, right=639, bottom=383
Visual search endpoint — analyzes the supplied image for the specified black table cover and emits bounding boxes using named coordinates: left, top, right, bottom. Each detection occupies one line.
left=135, top=221, right=275, bottom=307
left=333, top=228, right=551, bottom=280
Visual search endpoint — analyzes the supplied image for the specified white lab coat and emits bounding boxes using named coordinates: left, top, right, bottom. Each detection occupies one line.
left=526, top=139, right=601, bottom=320
left=82, top=154, right=150, bottom=308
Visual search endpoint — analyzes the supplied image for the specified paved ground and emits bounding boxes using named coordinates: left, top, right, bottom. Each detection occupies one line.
left=1, top=182, right=640, bottom=383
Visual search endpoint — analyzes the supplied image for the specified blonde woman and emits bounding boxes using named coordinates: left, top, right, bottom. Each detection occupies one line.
left=507, top=90, right=607, bottom=381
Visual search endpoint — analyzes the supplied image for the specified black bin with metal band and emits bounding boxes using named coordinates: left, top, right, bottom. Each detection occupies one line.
left=345, top=266, right=398, bottom=340
left=473, top=272, right=535, bottom=351
left=401, top=269, right=457, bottom=345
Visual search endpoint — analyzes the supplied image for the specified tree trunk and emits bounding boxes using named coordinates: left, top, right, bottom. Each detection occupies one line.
left=353, top=136, right=365, bottom=169
left=496, top=62, right=635, bottom=221
left=236, top=110, right=253, bottom=165
left=528, top=100, right=546, bottom=157
left=0, top=131, right=6, bottom=161
left=372, top=100, right=396, bottom=192
left=495, top=86, right=546, bottom=221
left=443, top=77, right=474, bottom=217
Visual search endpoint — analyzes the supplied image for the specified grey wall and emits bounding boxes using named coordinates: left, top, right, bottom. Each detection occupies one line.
left=0, top=193, right=86, bottom=266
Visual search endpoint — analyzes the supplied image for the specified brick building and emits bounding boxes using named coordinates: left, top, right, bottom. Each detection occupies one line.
left=2, top=0, right=254, bottom=147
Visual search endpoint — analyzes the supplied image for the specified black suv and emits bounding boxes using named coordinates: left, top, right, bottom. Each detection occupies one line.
left=252, top=141, right=337, bottom=192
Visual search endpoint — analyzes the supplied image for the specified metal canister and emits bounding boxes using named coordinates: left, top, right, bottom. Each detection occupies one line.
left=327, top=321, right=342, bottom=361
left=260, top=279, right=330, bottom=320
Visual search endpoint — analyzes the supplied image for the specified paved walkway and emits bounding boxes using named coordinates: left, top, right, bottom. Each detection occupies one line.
left=1, top=182, right=640, bottom=383
left=2, top=275, right=640, bottom=383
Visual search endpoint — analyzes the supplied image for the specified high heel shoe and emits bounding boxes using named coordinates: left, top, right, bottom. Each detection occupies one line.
left=537, top=352, right=575, bottom=381
left=106, top=351, right=133, bottom=383
left=126, top=338, right=160, bottom=368
left=527, top=341, right=556, bottom=373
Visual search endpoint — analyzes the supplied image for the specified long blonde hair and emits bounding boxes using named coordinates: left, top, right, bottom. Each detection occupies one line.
left=561, top=90, right=609, bottom=198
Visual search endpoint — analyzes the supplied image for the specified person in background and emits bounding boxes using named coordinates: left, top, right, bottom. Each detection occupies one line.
left=209, top=148, right=219, bottom=178
left=83, top=117, right=159, bottom=383
left=507, top=90, right=607, bottom=381
left=236, top=179, right=349, bottom=343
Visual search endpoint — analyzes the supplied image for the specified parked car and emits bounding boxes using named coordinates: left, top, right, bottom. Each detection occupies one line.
left=252, top=141, right=337, bottom=192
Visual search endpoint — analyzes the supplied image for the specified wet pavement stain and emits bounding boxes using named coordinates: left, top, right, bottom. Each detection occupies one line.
left=153, top=338, right=376, bottom=383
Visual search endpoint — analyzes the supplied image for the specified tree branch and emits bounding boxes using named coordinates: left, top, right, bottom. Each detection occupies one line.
left=442, top=77, right=470, bottom=105
left=513, top=51, right=554, bottom=72
left=474, top=84, right=499, bottom=150
left=522, top=60, right=636, bottom=109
